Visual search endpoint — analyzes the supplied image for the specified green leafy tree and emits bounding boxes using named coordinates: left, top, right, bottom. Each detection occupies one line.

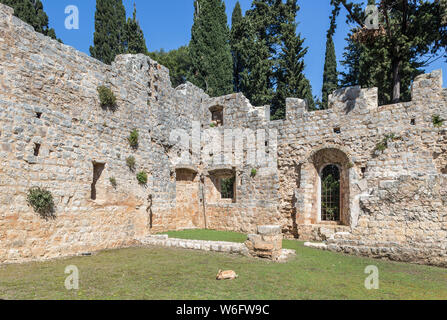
left=149, top=46, right=191, bottom=88
left=125, top=3, right=148, bottom=55
left=189, top=0, right=234, bottom=97
left=0, top=0, right=59, bottom=40
left=90, top=0, right=127, bottom=65
left=332, top=0, right=444, bottom=103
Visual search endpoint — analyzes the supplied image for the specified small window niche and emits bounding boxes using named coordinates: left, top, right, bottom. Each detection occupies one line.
left=91, top=162, right=105, bottom=200
left=36, top=112, right=42, bottom=119
left=361, top=167, right=367, bottom=178
left=334, top=127, right=341, bottom=134
left=410, top=118, right=416, bottom=126
left=33, top=143, right=41, bottom=156
left=210, top=106, right=224, bottom=127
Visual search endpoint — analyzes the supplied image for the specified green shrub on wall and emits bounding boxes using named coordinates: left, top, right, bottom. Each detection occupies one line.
left=137, top=171, right=148, bottom=185
left=128, top=129, right=139, bottom=148
left=97, top=86, right=117, bottom=109
left=109, top=177, right=117, bottom=188
left=126, top=156, right=136, bottom=172
left=375, top=133, right=396, bottom=153
left=27, top=187, right=55, bottom=219
left=250, top=168, right=257, bottom=177
left=432, top=115, right=445, bottom=128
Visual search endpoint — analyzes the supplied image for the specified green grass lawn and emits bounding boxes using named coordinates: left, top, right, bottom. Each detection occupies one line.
left=0, top=229, right=446, bottom=300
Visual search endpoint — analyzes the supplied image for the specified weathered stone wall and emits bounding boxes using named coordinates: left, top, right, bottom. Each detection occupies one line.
left=0, top=2, right=446, bottom=267
left=273, top=70, right=447, bottom=266
left=0, top=3, right=279, bottom=263
left=0, top=3, right=205, bottom=263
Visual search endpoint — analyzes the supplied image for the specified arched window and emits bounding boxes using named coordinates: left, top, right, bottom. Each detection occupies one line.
left=321, top=165, right=340, bottom=222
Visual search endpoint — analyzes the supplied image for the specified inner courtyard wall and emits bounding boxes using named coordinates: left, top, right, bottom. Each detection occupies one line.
left=0, top=3, right=446, bottom=266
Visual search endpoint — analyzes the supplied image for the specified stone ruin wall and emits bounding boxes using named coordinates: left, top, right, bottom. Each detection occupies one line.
left=0, top=3, right=446, bottom=266
left=0, top=3, right=279, bottom=264
left=275, top=71, right=447, bottom=267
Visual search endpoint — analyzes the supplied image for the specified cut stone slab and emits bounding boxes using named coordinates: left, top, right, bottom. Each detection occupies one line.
left=304, top=242, right=328, bottom=250
left=257, top=225, right=281, bottom=235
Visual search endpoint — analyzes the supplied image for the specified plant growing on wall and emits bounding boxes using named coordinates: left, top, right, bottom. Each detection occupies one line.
left=126, top=156, right=136, bottom=172
left=97, top=85, right=117, bottom=109
left=433, top=115, right=445, bottom=128
left=109, top=177, right=117, bottom=188
left=137, top=171, right=148, bottom=185
left=27, top=187, right=55, bottom=219
left=375, top=133, right=396, bottom=153
left=128, top=129, right=139, bottom=149
left=250, top=168, right=257, bottom=177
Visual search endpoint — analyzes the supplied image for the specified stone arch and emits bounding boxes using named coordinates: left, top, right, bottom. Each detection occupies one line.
left=295, top=147, right=353, bottom=227
left=311, top=148, right=351, bottom=225
left=303, top=144, right=354, bottom=166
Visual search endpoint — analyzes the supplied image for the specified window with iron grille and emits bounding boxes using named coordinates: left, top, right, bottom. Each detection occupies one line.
left=321, top=165, right=340, bottom=221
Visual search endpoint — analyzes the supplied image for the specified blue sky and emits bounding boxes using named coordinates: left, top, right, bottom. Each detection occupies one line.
left=41, top=0, right=446, bottom=99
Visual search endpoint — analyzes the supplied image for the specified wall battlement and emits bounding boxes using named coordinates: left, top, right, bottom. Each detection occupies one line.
left=0, top=3, right=447, bottom=267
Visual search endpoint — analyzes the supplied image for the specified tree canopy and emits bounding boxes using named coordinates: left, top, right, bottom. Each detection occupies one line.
left=0, top=0, right=59, bottom=40
left=189, top=0, right=234, bottom=97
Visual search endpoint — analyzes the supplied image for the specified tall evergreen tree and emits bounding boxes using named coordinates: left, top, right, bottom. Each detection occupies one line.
left=239, top=0, right=313, bottom=118
left=230, top=1, right=245, bottom=92
left=237, top=2, right=274, bottom=108
left=189, top=0, right=234, bottom=97
left=274, top=0, right=314, bottom=118
left=90, top=0, right=127, bottom=65
left=321, top=36, right=337, bottom=109
left=321, top=7, right=339, bottom=110
left=125, top=3, right=148, bottom=55
left=0, top=0, right=58, bottom=40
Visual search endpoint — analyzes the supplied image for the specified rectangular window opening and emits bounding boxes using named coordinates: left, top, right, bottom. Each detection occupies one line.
left=33, top=143, right=41, bottom=156
left=220, top=176, right=235, bottom=200
left=91, top=162, right=105, bottom=200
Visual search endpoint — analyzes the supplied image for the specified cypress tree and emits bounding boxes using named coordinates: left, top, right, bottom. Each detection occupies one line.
left=230, top=1, right=245, bottom=92
left=125, top=3, right=148, bottom=55
left=242, top=0, right=276, bottom=107
left=90, top=0, right=127, bottom=65
left=241, top=0, right=313, bottom=118
left=0, top=0, right=58, bottom=40
left=321, top=36, right=337, bottom=109
left=189, top=0, right=234, bottom=97
left=321, top=8, right=339, bottom=110
left=273, top=0, right=314, bottom=118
